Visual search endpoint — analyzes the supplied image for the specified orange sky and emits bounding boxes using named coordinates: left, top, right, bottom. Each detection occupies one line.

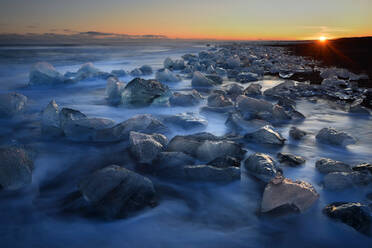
left=0, top=0, right=371, bottom=40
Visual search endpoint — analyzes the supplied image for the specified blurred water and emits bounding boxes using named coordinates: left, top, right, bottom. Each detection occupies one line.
left=0, top=42, right=371, bottom=248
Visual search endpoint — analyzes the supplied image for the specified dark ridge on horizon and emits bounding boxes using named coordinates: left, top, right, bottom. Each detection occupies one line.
left=272, top=36, right=372, bottom=88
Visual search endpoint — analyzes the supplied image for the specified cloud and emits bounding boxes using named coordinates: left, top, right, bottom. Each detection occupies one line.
left=0, top=31, right=169, bottom=44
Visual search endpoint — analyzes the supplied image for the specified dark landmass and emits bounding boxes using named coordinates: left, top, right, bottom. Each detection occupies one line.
left=273, top=37, right=372, bottom=88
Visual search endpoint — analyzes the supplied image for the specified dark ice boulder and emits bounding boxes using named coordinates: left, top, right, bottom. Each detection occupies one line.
left=41, top=100, right=63, bottom=136
left=121, top=78, right=170, bottom=107
left=261, top=175, right=319, bottom=213
left=139, top=65, right=153, bottom=75
left=129, top=131, right=167, bottom=164
left=29, top=62, right=67, bottom=85
left=277, top=152, right=305, bottom=167
left=169, top=90, right=202, bottom=107
left=315, top=158, right=352, bottom=174
left=289, top=126, right=307, bottom=140
left=316, top=127, right=356, bottom=146
left=155, top=68, right=181, bottom=82
left=162, top=112, right=207, bottom=130
left=323, top=202, right=371, bottom=236
left=191, top=71, right=216, bottom=88
left=74, top=63, right=110, bottom=81
left=79, top=165, right=156, bottom=219
left=244, top=125, right=286, bottom=145
left=59, top=107, right=87, bottom=130
left=106, top=77, right=125, bottom=105
left=95, top=114, right=169, bottom=142
left=167, top=132, right=245, bottom=162
left=0, top=147, right=33, bottom=190
left=243, top=153, right=278, bottom=183
left=0, top=92, right=27, bottom=117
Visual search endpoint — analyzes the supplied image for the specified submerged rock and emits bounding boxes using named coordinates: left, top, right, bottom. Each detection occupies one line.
left=289, top=126, right=307, bottom=140
left=129, top=132, right=167, bottom=164
left=121, top=78, right=170, bottom=107
left=207, top=92, right=233, bottom=108
left=0, top=147, right=33, bottom=190
left=316, top=127, right=356, bottom=146
left=323, top=202, right=371, bottom=236
left=243, top=153, right=278, bottom=182
left=29, top=62, right=67, bottom=85
left=277, top=152, right=305, bottom=166
left=225, top=112, right=269, bottom=133
left=244, top=125, right=286, bottom=145
left=0, top=92, right=27, bottom=117
left=315, top=158, right=352, bottom=174
left=59, top=107, right=87, bottom=130
left=169, top=90, right=202, bottom=107
left=184, top=165, right=240, bottom=182
left=261, top=175, right=319, bottom=213
left=79, top=165, right=156, bottom=219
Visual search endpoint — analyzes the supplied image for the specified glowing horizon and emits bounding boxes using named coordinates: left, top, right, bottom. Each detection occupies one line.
left=0, top=0, right=371, bottom=41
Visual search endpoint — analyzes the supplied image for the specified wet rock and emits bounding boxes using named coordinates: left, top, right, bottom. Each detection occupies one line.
left=243, top=153, right=278, bottom=182
left=95, top=114, right=168, bottom=142
left=289, top=127, right=307, bottom=140
left=277, top=152, right=305, bottom=166
left=225, top=112, right=270, bottom=133
left=169, top=90, right=202, bottom=106
left=155, top=152, right=195, bottom=168
left=222, top=83, right=244, bottom=100
left=120, top=78, right=170, bottom=107
left=191, top=71, right=216, bottom=88
left=316, top=127, right=356, bottom=146
left=0, top=92, right=27, bottom=117
left=261, top=175, right=319, bottom=213
left=226, top=56, right=241, bottom=69
left=110, top=69, right=127, bottom=77
left=237, top=72, right=259, bottom=83
left=29, top=62, right=67, bottom=85
left=243, top=83, right=262, bottom=96
left=323, top=202, right=371, bottom=236
left=164, top=58, right=185, bottom=70
left=155, top=69, right=181, bottom=82
left=79, top=165, right=156, bottom=219
left=167, top=132, right=245, bottom=162
left=74, top=63, right=110, bottom=81
left=41, top=100, right=63, bottom=136
left=207, top=93, right=233, bottom=108
left=139, top=65, right=153, bottom=75
left=63, top=117, right=116, bottom=142
left=130, top=68, right=143, bottom=77
left=323, top=171, right=372, bottom=190
left=263, top=81, right=295, bottom=98
left=244, top=125, right=286, bottom=145
left=162, top=112, right=207, bottom=130
left=205, top=75, right=223, bottom=85
left=0, top=147, right=33, bottom=190
left=353, top=163, right=372, bottom=174
left=59, top=107, right=87, bottom=130
left=184, top=165, right=240, bottom=182
left=207, top=155, right=241, bottom=168
left=236, top=95, right=273, bottom=119
left=106, top=77, right=125, bottom=105
left=315, top=158, right=352, bottom=174
left=129, top=131, right=167, bottom=164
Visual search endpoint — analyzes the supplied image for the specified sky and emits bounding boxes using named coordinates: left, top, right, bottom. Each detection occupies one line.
left=0, top=0, right=371, bottom=40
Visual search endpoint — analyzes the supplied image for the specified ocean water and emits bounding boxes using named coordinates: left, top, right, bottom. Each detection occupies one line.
left=0, top=42, right=371, bottom=248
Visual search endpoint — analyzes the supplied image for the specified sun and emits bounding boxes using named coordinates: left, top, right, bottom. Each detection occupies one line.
left=319, top=36, right=327, bottom=42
